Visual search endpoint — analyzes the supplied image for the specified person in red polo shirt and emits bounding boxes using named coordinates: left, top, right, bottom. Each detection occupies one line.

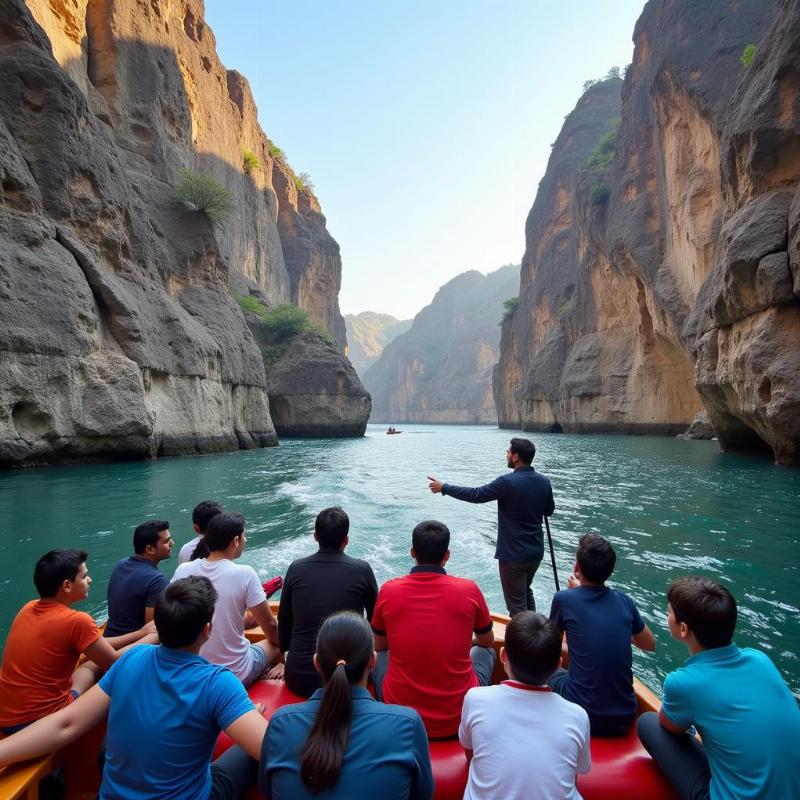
left=371, top=520, right=495, bottom=738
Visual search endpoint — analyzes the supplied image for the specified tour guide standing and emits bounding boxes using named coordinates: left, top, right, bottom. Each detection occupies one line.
left=428, top=437, right=555, bottom=615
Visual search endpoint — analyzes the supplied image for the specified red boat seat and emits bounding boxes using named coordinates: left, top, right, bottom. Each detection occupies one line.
left=214, top=680, right=678, bottom=800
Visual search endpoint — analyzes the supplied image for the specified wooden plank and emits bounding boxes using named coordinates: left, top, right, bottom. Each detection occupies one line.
left=0, top=755, right=53, bottom=800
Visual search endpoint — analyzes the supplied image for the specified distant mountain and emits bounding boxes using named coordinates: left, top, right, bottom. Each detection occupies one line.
left=364, top=264, right=519, bottom=424
left=345, top=313, right=412, bottom=377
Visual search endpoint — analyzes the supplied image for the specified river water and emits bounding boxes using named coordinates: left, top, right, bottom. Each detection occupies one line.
left=1, top=424, right=798, bottom=698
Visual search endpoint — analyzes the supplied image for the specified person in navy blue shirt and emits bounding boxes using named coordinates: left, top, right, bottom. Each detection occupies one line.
left=261, top=611, right=434, bottom=800
left=548, top=533, right=655, bottom=736
left=428, top=437, right=554, bottom=614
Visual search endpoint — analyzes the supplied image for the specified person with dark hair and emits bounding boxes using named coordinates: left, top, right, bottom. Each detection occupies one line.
left=428, top=437, right=555, bottom=615
left=276, top=507, right=379, bottom=696
left=178, top=500, right=223, bottom=564
left=638, top=577, right=800, bottom=800
left=547, top=533, right=655, bottom=736
left=0, top=576, right=268, bottom=800
left=261, top=611, right=433, bottom=799
left=371, top=520, right=495, bottom=738
left=459, top=612, right=590, bottom=799
left=0, top=550, right=155, bottom=733
left=173, top=512, right=280, bottom=685
left=104, top=519, right=174, bottom=637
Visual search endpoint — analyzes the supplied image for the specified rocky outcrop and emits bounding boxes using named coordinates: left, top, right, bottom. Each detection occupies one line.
left=345, top=312, right=411, bottom=378
left=0, top=0, right=354, bottom=466
left=495, top=0, right=800, bottom=464
left=265, top=333, right=371, bottom=437
left=366, top=265, right=519, bottom=424
left=677, top=411, right=715, bottom=441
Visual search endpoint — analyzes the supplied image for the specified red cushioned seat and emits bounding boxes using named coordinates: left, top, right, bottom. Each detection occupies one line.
left=428, top=739, right=468, bottom=800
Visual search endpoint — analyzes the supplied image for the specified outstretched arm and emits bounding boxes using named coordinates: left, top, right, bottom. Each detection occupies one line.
left=427, top=476, right=505, bottom=503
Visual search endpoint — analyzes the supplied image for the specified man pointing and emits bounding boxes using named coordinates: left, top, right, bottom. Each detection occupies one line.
left=428, top=437, right=554, bottom=615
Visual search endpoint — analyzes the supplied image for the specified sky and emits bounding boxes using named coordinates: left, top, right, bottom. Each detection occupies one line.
left=204, top=0, right=645, bottom=320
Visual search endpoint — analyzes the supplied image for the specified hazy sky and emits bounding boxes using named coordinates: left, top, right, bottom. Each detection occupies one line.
left=204, top=1, right=644, bottom=320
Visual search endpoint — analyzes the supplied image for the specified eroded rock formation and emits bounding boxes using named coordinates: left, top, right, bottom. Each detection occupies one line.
left=495, top=0, right=800, bottom=464
left=366, top=265, right=519, bottom=424
left=345, top=312, right=411, bottom=378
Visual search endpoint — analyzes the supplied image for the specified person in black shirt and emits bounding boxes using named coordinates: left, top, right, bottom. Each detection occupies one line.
left=276, top=507, right=379, bottom=697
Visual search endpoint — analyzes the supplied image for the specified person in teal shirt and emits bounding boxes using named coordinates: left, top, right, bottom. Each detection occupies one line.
left=638, top=576, right=800, bottom=800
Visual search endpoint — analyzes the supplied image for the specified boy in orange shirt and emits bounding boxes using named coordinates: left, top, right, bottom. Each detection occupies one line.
left=0, top=549, right=155, bottom=733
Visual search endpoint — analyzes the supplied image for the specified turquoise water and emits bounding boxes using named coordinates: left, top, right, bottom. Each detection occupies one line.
left=1, top=424, right=798, bottom=697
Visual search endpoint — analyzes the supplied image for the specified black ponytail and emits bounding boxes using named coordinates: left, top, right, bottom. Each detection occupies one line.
left=190, top=537, right=210, bottom=561
left=299, top=612, right=374, bottom=793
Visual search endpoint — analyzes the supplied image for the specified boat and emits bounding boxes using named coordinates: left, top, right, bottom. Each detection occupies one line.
left=0, top=607, right=678, bottom=800
left=386, top=428, right=403, bottom=434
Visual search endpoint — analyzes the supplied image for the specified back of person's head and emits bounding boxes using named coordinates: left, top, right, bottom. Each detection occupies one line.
left=154, top=576, right=217, bottom=648
left=133, top=519, right=169, bottom=555
left=315, top=506, right=349, bottom=549
left=575, top=533, right=616, bottom=584
left=411, top=519, right=450, bottom=564
left=192, top=500, right=223, bottom=533
left=509, top=437, right=535, bottom=465
left=204, top=512, right=245, bottom=552
left=504, top=611, right=562, bottom=685
left=300, top=612, right=374, bottom=793
left=667, top=576, right=737, bottom=649
left=33, top=549, right=88, bottom=598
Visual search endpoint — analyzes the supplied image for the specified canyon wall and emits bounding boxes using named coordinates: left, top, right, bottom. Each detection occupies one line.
left=0, top=0, right=354, bottom=466
left=366, top=264, right=518, bottom=424
left=495, top=0, right=800, bottom=464
left=345, top=312, right=412, bottom=378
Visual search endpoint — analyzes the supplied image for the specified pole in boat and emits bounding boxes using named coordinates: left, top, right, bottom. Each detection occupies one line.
left=544, top=516, right=560, bottom=592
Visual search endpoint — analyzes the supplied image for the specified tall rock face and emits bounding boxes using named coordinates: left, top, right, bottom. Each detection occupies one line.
left=345, top=312, right=412, bottom=378
left=0, top=0, right=356, bottom=467
left=366, top=265, right=519, bottom=424
left=495, top=0, right=800, bottom=464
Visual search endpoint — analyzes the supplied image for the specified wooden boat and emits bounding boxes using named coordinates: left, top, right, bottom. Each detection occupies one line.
left=386, top=429, right=403, bottom=434
left=0, top=608, right=678, bottom=800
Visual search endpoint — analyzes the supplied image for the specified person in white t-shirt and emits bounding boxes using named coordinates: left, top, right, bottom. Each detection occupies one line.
left=177, top=500, right=223, bottom=565
left=172, top=512, right=280, bottom=686
left=459, top=611, right=591, bottom=800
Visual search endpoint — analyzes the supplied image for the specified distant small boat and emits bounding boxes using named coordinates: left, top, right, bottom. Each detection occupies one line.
left=386, top=428, right=403, bottom=435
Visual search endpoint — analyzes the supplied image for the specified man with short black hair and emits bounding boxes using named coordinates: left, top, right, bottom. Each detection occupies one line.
left=371, top=520, right=495, bottom=738
left=459, top=612, right=590, bottom=799
left=428, top=437, right=555, bottom=615
left=638, top=577, right=800, bottom=800
left=277, top=506, right=378, bottom=696
left=0, top=576, right=268, bottom=799
left=178, top=501, right=223, bottom=564
left=105, top=519, right=174, bottom=637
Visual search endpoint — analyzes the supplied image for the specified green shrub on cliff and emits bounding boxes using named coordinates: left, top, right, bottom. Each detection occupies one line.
left=294, top=172, right=315, bottom=193
left=740, top=44, right=757, bottom=69
left=500, top=296, right=520, bottom=325
left=590, top=182, right=611, bottom=206
left=585, top=121, right=621, bottom=170
left=176, top=169, right=234, bottom=224
left=268, top=142, right=286, bottom=161
left=242, top=149, right=260, bottom=174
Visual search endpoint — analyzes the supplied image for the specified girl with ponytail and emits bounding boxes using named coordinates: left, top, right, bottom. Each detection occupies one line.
left=260, top=611, right=434, bottom=798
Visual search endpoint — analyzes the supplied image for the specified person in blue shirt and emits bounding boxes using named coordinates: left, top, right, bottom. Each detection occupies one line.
left=261, top=611, right=434, bottom=800
left=638, top=577, right=800, bottom=800
left=0, top=576, right=268, bottom=800
left=428, top=436, right=554, bottom=614
left=548, top=533, right=656, bottom=736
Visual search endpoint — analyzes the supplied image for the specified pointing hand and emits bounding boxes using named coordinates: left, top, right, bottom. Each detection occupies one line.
left=427, top=476, right=444, bottom=494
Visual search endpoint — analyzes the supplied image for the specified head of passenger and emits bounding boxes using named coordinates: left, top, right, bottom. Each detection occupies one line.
left=192, top=500, right=223, bottom=535
left=202, top=512, right=247, bottom=559
left=411, top=520, right=450, bottom=566
left=574, top=533, right=616, bottom=585
left=501, top=611, right=562, bottom=685
left=33, top=549, right=91, bottom=601
left=133, top=519, right=173, bottom=563
left=302, top=611, right=376, bottom=792
left=667, top=576, right=737, bottom=651
left=507, top=437, right=535, bottom=468
left=154, top=576, right=218, bottom=649
left=315, top=506, right=350, bottom=550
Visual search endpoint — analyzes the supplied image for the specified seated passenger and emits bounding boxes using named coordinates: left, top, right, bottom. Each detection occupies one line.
left=261, top=611, right=433, bottom=799
left=173, top=512, right=280, bottom=686
left=0, top=576, right=267, bottom=800
left=548, top=533, right=655, bottom=736
left=638, top=577, right=800, bottom=800
left=104, top=519, right=173, bottom=636
left=178, top=500, right=222, bottom=564
left=459, top=611, right=590, bottom=799
left=371, top=520, right=495, bottom=738
left=0, top=549, right=154, bottom=733
left=277, top=506, right=378, bottom=696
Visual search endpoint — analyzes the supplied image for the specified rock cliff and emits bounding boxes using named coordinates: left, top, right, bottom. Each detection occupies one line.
left=495, top=0, right=800, bottom=464
left=345, top=312, right=412, bottom=378
left=365, top=264, right=519, bottom=424
left=0, top=0, right=357, bottom=467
